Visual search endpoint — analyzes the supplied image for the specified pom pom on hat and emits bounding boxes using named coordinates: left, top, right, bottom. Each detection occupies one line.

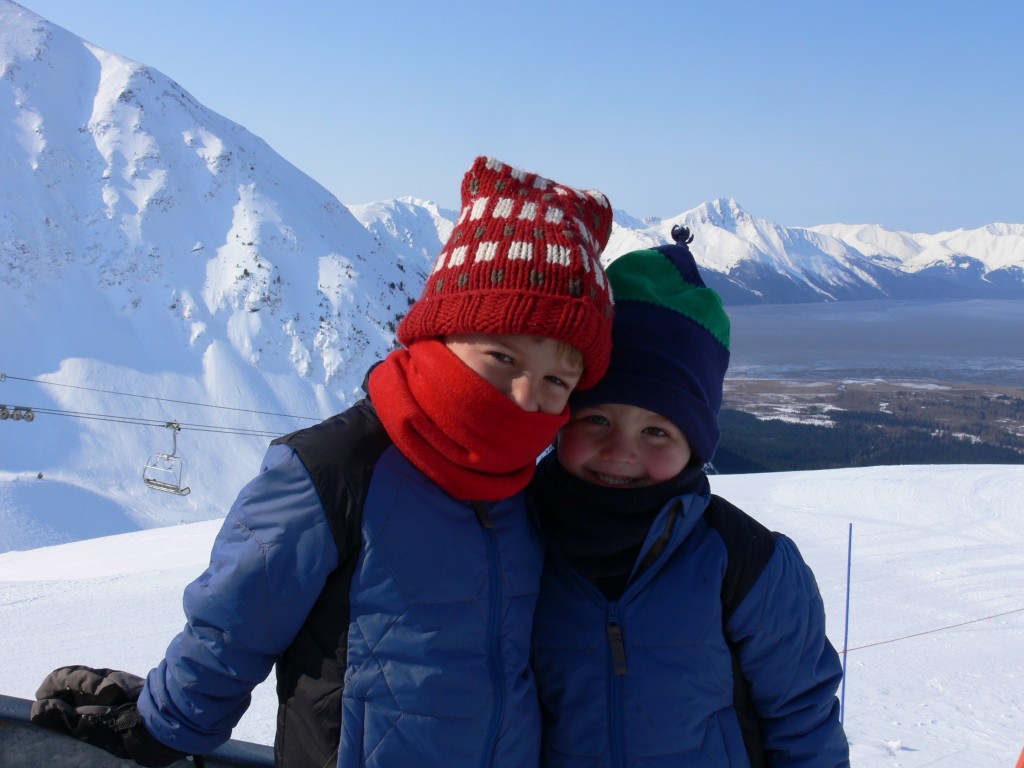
left=570, top=225, right=731, bottom=463
left=398, top=156, right=615, bottom=389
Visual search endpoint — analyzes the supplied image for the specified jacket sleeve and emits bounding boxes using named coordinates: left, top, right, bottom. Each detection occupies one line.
left=136, top=443, right=340, bottom=754
left=725, top=535, right=850, bottom=768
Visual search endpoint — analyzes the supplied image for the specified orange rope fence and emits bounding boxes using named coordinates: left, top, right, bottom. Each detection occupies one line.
left=840, top=606, right=1024, bottom=655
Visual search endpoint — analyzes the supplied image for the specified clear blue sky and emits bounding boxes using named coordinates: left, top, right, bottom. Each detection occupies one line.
left=19, top=0, right=1024, bottom=232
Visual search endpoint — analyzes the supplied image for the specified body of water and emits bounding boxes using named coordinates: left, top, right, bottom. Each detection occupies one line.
left=727, top=299, right=1024, bottom=386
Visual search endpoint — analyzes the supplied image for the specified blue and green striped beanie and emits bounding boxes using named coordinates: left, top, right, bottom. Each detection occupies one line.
left=570, top=225, right=731, bottom=463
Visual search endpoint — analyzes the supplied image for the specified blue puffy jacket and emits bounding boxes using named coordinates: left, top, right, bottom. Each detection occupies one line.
left=137, top=400, right=545, bottom=768
left=532, top=486, right=849, bottom=767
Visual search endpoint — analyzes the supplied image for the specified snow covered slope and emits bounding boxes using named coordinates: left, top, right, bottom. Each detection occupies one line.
left=2, top=465, right=1022, bottom=766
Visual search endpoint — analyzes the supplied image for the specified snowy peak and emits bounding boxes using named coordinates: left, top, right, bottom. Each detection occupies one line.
left=610, top=208, right=655, bottom=230
left=347, top=196, right=456, bottom=272
left=0, top=0, right=422, bottom=539
left=600, top=199, right=896, bottom=302
left=812, top=221, right=1024, bottom=275
left=687, top=197, right=751, bottom=230
left=1, top=0, right=417, bottom=388
left=598, top=199, right=1024, bottom=304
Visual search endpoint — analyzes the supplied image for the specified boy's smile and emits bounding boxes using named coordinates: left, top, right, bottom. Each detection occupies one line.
left=557, top=403, right=692, bottom=487
left=444, top=333, right=583, bottom=415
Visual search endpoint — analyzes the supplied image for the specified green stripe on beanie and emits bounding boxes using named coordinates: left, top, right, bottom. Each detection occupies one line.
left=606, top=249, right=730, bottom=350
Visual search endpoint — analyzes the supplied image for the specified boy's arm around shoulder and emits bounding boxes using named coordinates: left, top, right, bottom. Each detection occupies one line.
left=137, top=440, right=341, bottom=755
left=723, top=506, right=850, bottom=768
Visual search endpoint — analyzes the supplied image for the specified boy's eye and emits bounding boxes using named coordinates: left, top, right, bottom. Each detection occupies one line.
left=545, top=375, right=568, bottom=389
left=583, top=414, right=609, bottom=426
left=487, top=351, right=514, bottom=365
left=644, top=427, right=669, bottom=438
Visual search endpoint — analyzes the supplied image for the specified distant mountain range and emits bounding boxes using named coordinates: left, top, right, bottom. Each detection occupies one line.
left=609, top=200, right=1024, bottom=303
left=364, top=196, right=1024, bottom=304
left=0, top=0, right=1021, bottom=550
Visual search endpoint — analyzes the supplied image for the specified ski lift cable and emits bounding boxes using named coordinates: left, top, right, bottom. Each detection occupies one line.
left=19, top=405, right=284, bottom=439
left=1, top=372, right=321, bottom=422
left=23, top=406, right=167, bottom=428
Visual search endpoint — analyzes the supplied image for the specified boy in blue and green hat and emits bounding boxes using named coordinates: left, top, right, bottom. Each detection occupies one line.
left=530, top=225, right=850, bottom=767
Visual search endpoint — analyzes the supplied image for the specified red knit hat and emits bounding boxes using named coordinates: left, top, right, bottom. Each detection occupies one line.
left=397, top=156, right=615, bottom=389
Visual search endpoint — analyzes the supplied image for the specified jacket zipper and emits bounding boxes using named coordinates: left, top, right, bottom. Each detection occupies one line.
left=474, top=501, right=503, bottom=768
left=607, top=601, right=626, bottom=768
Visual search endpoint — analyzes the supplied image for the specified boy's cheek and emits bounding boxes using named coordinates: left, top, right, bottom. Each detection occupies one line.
left=555, top=428, right=592, bottom=479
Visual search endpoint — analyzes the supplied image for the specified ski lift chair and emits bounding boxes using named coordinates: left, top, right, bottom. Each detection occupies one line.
left=143, top=422, right=191, bottom=496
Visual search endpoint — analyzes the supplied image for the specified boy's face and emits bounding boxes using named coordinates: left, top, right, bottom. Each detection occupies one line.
left=444, top=333, right=583, bottom=415
left=557, top=403, right=692, bottom=487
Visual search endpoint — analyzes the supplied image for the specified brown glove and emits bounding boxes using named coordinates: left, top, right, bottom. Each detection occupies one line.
left=31, top=665, right=187, bottom=767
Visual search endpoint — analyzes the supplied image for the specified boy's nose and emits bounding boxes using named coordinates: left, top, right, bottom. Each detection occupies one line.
left=508, top=377, right=540, bottom=412
left=599, top=433, right=635, bottom=462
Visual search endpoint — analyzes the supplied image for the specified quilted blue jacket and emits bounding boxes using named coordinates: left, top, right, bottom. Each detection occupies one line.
left=136, top=402, right=545, bottom=767
left=532, top=487, right=849, bottom=768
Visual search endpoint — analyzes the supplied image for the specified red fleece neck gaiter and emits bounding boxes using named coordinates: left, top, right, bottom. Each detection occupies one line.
left=368, top=339, right=569, bottom=501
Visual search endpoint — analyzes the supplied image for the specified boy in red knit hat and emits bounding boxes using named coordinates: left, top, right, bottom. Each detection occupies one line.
left=32, top=157, right=614, bottom=768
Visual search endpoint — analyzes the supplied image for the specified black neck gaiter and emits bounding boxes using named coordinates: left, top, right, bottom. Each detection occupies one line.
left=531, top=452, right=707, bottom=599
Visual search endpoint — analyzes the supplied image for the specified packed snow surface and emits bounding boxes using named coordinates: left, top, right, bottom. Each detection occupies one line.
left=2, top=464, right=1022, bottom=766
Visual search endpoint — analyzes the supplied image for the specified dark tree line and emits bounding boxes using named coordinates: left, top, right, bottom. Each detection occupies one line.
left=712, top=408, right=1024, bottom=474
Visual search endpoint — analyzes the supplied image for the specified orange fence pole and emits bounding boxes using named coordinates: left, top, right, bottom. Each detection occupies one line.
left=1015, top=744, right=1024, bottom=768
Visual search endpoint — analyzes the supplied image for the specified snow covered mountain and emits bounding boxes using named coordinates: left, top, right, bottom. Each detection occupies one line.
left=347, top=196, right=458, bottom=272
left=351, top=198, right=1024, bottom=306
left=0, top=0, right=430, bottom=547
left=1, top=1, right=427, bottom=384
left=1, top=0, right=1022, bottom=554
left=605, top=199, right=1024, bottom=303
